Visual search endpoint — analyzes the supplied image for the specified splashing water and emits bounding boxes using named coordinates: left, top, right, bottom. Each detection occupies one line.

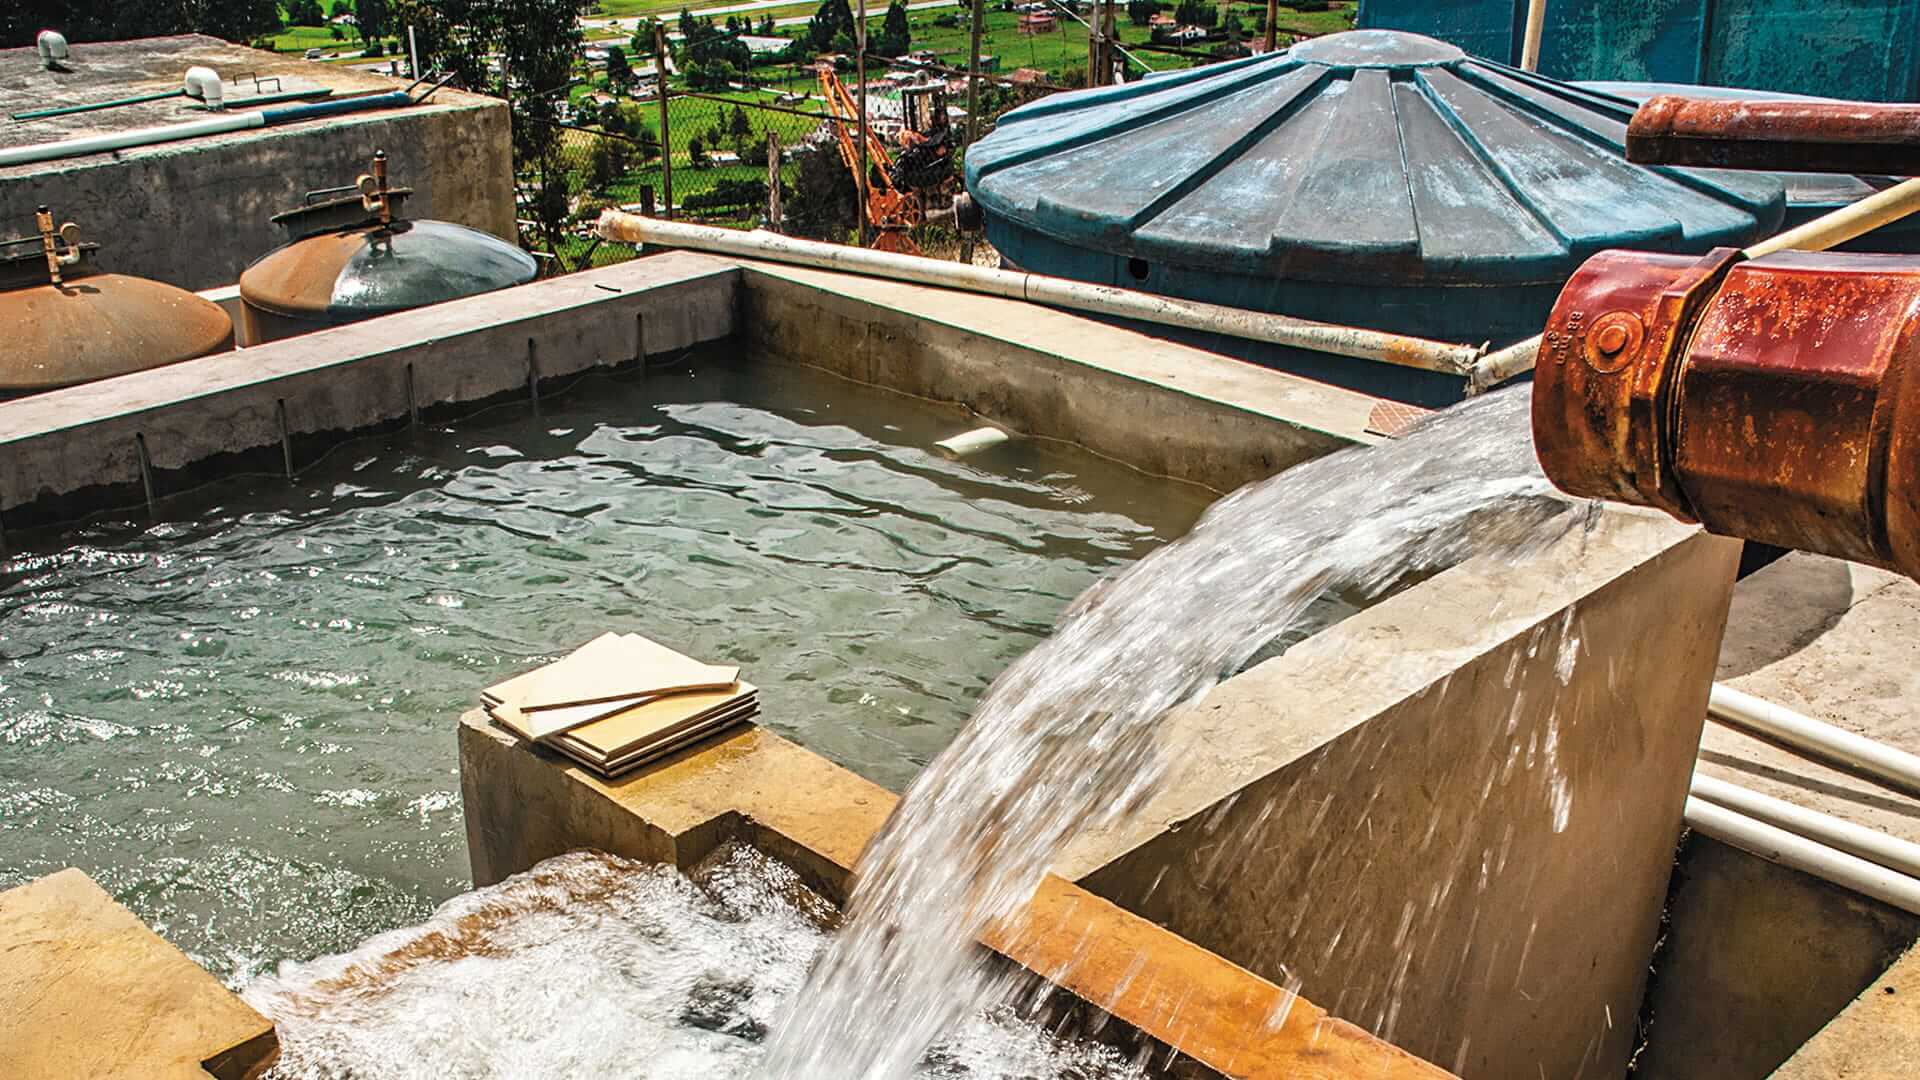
left=247, top=845, right=1151, bottom=1080
left=761, top=386, right=1591, bottom=1078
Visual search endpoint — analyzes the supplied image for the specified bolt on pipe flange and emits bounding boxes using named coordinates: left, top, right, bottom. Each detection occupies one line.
left=1534, top=246, right=1920, bottom=580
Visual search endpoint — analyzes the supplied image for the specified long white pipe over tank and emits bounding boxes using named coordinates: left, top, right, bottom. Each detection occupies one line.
left=1708, top=683, right=1920, bottom=798
left=1467, top=174, right=1920, bottom=392
left=1691, top=773, right=1920, bottom=879
left=0, top=92, right=414, bottom=169
left=0, top=112, right=262, bottom=168
left=1684, top=796, right=1920, bottom=915
left=595, top=213, right=1488, bottom=375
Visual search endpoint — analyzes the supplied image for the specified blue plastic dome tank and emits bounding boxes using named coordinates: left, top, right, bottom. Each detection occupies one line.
left=965, top=30, right=1789, bottom=404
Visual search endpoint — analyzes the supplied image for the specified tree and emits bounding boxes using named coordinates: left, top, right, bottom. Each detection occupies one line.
left=586, top=134, right=634, bottom=193
left=784, top=146, right=859, bottom=241
left=728, top=103, right=753, bottom=148
left=688, top=136, right=710, bottom=167
left=874, top=0, right=909, bottom=57
left=288, top=0, right=327, bottom=26
left=356, top=0, right=389, bottom=43
left=758, top=13, right=776, bottom=34
left=606, top=44, right=632, bottom=88
left=806, top=0, right=856, bottom=52
left=331, top=23, right=345, bottom=38
left=1126, top=0, right=1160, bottom=24
left=392, top=0, right=581, bottom=264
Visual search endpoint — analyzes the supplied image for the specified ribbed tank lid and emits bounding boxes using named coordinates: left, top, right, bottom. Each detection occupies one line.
left=965, top=30, right=1788, bottom=286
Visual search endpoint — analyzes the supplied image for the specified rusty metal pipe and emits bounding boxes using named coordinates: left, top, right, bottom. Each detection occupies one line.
left=1628, top=95, right=1920, bottom=175
left=1533, top=244, right=1920, bottom=581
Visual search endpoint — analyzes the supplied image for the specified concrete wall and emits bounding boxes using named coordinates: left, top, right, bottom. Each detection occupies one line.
left=1773, top=939, right=1920, bottom=1080
left=0, top=36, right=513, bottom=291
left=738, top=263, right=1379, bottom=493
left=1057, top=511, right=1743, bottom=1080
left=1634, top=834, right=1920, bottom=1079
left=0, top=253, right=737, bottom=527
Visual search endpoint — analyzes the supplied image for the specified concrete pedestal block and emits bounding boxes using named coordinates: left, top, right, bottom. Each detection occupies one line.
left=0, top=868, right=278, bottom=1079
left=1058, top=512, right=1742, bottom=1080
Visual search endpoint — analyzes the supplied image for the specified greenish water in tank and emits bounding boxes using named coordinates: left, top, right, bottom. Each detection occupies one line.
left=0, top=354, right=1233, bottom=984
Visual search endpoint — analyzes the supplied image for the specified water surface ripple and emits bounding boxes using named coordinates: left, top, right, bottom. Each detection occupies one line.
left=0, top=359, right=1209, bottom=981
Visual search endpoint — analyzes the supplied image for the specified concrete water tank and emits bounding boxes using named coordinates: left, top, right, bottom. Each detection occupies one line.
left=239, top=151, right=537, bottom=344
left=1, top=207, right=232, bottom=396
left=964, top=30, right=1789, bottom=404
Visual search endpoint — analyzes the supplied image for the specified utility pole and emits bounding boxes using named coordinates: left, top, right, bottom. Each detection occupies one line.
left=1088, top=0, right=1103, bottom=86
left=855, top=0, right=870, bottom=247
left=654, top=23, right=673, bottom=219
left=964, top=0, right=986, bottom=148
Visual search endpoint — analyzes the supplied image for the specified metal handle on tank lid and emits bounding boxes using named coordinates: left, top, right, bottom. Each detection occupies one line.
left=1532, top=245, right=1920, bottom=582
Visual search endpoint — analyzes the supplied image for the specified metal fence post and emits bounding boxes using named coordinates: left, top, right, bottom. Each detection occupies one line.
left=766, top=130, right=783, bottom=233
left=654, top=23, right=674, bottom=219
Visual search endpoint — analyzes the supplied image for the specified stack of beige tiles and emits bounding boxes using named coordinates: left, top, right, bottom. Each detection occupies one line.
left=483, top=632, right=757, bottom=778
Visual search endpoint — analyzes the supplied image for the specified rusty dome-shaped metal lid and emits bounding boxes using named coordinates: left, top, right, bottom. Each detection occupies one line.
left=965, top=29, right=1789, bottom=286
left=239, top=218, right=539, bottom=319
left=1, top=209, right=233, bottom=393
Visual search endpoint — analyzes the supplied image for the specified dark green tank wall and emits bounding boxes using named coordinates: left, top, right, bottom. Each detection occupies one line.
left=1358, top=0, right=1920, bottom=102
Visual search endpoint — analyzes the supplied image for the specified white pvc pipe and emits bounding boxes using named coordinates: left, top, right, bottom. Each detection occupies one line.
left=0, top=112, right=261, bottom=167
left=1685, top=796, right=1920, bottom=915
left=597, top=214, right=1487, bottom=375
left=1691, top=773, right=1920, bottom=879
left=1709, top=683, right=1920, bottom=798
left=934, top=426, right=1010, bottom=458
left=1744, top=175, right=1920, bottom=260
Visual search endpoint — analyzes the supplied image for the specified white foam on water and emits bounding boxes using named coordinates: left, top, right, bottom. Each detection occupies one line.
left=245, top=845, right=1150, bottom=1080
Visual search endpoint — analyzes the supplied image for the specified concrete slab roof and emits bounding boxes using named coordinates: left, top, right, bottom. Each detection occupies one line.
left=0, top=34, right=500, bottom=170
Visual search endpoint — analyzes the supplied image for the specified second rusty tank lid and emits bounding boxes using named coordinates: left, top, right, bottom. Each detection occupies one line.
left=239, top=219, right=538, bottom=319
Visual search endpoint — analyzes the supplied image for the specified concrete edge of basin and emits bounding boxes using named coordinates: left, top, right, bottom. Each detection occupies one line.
left=0, top=250, right=1394, bottom=528
left=457, top=715, right=1457, bottom=1079
left=0, top=253, right=741, bottom=527
left=733, top=260, right=1385, bottom=493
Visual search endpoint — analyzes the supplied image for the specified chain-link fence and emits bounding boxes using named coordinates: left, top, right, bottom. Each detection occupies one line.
left=513, top=45, right=1079, bottom=274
